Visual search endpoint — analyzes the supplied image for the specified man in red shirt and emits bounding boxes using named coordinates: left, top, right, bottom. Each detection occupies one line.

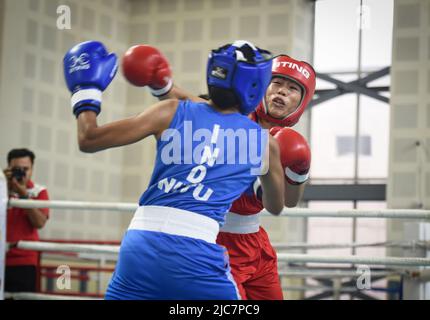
left=3, top=148, right=49, bottom=292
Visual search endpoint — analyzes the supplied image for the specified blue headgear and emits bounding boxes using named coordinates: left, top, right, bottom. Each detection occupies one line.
left=207, top=40, right=273, bottom=115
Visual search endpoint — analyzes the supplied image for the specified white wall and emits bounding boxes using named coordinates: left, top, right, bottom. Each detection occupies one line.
left=0, top=0, right=131, bottom=241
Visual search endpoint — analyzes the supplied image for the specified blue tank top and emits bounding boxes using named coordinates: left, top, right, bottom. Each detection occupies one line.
left=139, top=100, right=268, bottom=225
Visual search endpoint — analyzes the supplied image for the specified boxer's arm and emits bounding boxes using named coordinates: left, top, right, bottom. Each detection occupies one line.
left=159, top=85, right=207, bottom=103
left=259, top=136, right=285, bottom=215
left=284, top=181, right=306, bottom=208
left=77, top=99, right=178, bottom=153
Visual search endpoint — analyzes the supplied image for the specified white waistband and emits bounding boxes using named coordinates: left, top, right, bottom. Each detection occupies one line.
left=128, top=205, right=219, bottom=244
left=219, top=212, right=260, bottom=234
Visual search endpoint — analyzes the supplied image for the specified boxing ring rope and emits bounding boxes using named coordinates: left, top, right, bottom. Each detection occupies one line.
left=16, top=241, right=119, bottom=255
left=277, top=253, right=430, bottom=267
left=14, top=241, right=430, bottom=267
left=4, top=292, right=101, bottom=300
left=3, top=197, right=430, bottom=299
left=280, top=285, right=400, bottom=293
left=8, top=199, right=430, bottom=219
left=9, top=199, right=136, bottom=212
left=31, top=240, right=429, bottom=253
left=272, top=241, right=430, bottom=250
left=282, top=285, right=361, bottom=293
left=278, top=269, right=403, bottom=278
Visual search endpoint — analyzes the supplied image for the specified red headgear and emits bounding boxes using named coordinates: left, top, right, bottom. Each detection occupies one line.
left=255, top=55, right=316, bottom=127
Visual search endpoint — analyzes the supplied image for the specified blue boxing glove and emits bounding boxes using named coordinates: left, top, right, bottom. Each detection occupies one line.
left=63, top=41, right=118, bottom=117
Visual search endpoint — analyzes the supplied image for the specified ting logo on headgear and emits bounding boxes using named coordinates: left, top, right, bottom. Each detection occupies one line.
left=274, top=61, right=310, bottom=79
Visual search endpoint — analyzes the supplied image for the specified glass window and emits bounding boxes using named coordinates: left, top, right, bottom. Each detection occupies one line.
left=305, top=0, right=393, bottom=300
left=336, top=135, right=372, bottom=156
left=311, top=0, right=393, bottom=181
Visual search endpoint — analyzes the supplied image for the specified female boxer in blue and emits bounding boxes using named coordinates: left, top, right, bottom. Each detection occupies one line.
left=63, top=40, right=285, bottom=299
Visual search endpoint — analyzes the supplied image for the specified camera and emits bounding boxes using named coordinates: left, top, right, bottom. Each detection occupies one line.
left=11, top=167, right=26, bottom=182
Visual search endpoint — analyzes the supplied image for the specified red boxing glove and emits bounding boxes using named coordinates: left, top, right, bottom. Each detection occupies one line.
left=122, top=45, right=173, bottom=96
left=270, top=127, right=311, bottom=185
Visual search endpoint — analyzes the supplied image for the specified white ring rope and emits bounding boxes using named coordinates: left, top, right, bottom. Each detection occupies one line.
left=7, top=190, right=429, bottom=300
left=282, top=285, right=367, bottom=293
left=16, top=241, right=119, bottom=255
left=12, top=240, right=429, bottom=254
left=277, top=253, right=430, bottom=267
left=15, top=241, right=430, bottom=267
left=273, top=240, right=430, bottom=250
left=278, top=269, right=402, bottom=278
left=9, top=199, right=136, bottom=211
left=266, top=208, right=430, bottom=219
left=4, top=292, right=101, bottom=300
left=8, top=199, right=430, bottom=219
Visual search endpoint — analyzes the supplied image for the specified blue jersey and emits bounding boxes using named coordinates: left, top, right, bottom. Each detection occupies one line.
left=139, top=100, right=268, bottom=225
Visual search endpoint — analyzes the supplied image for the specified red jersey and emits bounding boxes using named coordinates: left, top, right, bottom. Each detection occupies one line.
left=229, top=185, right=263, bottom=215
left=6, top=180, right=49, bottom=266
left=217, top=111, right=283, bottom=300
